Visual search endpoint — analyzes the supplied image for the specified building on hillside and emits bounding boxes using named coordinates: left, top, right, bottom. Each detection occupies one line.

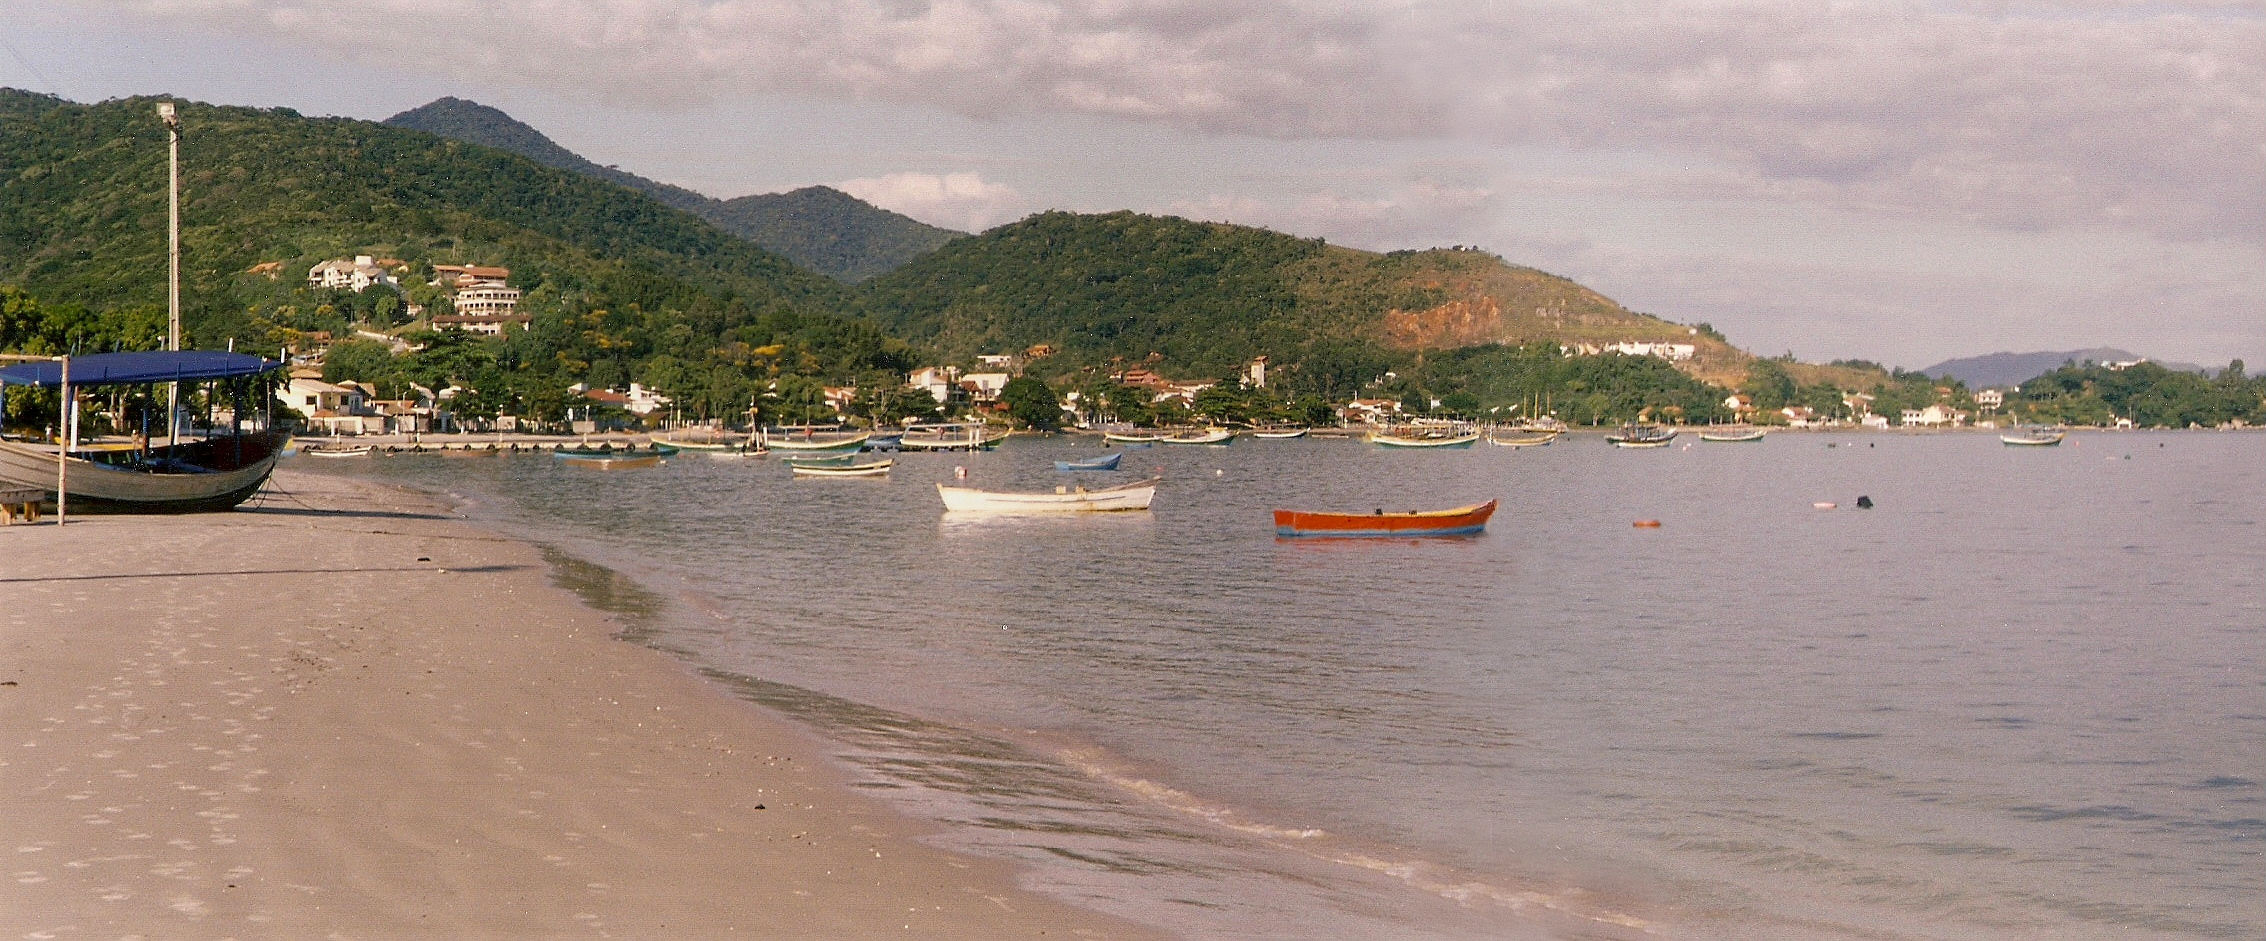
left=1843, top=392, right=1876, bottom=417
left=580, top=383, right=672, bottom=418
left=1113, top=367, right=1169, bottom=389
left=910, top=366, right=962, bottom=404
left=1244, top=355, right=1269, bottom=389
left=430, top=264, right=510, bottom=288
left=823, top=386, right=858, bottom=414
left=1861, top=413, right=1891, bottom=429
left=1150, top=381, right=1215, bottom=407
left=1781, top=406, right=1822, bottom=428
left=308, top=255, right=398, bottom=293
left=1342, top=398, right=1401, bottom=423
left=453, top=283, right=522, bottom=319
left=962, top=373, right=1011, bottom=403
left=432, top=313, right=531, bottom=336
left=1974, top=389, right=2004, bottom=410
left=1722, top=393, right=1752, bottom=414
left=1903, top=404, right=1967, bottom=427
left=1567, top=341, right=1697, bottom=361
left=976, top=354, right=1018, bottom=370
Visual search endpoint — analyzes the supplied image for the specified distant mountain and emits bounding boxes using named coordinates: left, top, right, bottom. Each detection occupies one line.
left=1924, top=349, right=2209, bottom=388
left=857, top=210, right=1747, bottom=389
left=383, top=98, right=961, bottom=281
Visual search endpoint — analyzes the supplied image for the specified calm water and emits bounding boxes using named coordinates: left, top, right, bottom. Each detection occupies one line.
left=294, top=431, right=2266, bottom=940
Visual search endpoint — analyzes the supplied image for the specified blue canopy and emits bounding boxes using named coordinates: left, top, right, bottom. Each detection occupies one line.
left=0, top=351, right=282, bottom=388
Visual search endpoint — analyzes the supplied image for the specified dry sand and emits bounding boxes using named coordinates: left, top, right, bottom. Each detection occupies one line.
left=1, top=470, right=1161, bottom=939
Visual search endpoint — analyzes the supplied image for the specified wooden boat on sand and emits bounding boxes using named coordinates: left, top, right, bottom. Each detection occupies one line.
left=937, top=477, right=1159, bottom=514
left=1273, top=500, right=1498, bottom=537
left=0, top=351, right=289, bottom=513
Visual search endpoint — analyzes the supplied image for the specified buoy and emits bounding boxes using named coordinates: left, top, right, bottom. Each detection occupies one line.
left=1813, top=502, right=1837, bottom=509
left=1855, top=495, right=1873, bottom=509
left=1215, top=469, right=1224, bottom=476
left=1632, top=519, right=1662, bottom=528
left=953, top=466, right=967, bottom=479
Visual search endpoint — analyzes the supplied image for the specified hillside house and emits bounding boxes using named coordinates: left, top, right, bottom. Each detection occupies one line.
left=1567, top=341, right=1697, bottom=361
left=1342, top=398, right=1401, bottom=423
left=308, top=255, right=398, bottom=293
left=1974, top=389, right=2005, bottom=410
left=962, top=373, right=1011, bottom=403
left=433, top=313, right=531, bottom=336
left=910, top=366, right=961, bottom=404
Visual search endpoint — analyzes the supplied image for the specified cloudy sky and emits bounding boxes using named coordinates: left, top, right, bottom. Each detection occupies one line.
left=4, top=0, right=2260, bottom=369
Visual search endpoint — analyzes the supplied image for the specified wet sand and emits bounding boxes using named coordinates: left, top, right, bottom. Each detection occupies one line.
left=0, top=469, right=1159, bottom=939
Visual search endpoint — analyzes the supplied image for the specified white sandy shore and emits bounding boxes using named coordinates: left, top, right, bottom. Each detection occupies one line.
left=1, top=469, right=1159, bottom=939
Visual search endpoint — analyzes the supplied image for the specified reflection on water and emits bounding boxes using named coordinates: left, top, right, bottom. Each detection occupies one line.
left=303, top=432, right=2266, bottom=941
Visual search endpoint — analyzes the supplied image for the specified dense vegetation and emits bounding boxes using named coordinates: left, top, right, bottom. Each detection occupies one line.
left=0, top=89, right=916, bottom=426
left=385, top=98, right=961, bottom=282
left=2011, top=361, right=2263, bottom=427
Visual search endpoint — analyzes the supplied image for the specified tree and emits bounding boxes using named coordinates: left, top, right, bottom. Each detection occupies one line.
left=1000, top=375, right=1062, bottom=429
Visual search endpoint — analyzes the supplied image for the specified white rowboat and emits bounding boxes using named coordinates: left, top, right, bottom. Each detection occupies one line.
left=937, top=477, right=1159, bottom=514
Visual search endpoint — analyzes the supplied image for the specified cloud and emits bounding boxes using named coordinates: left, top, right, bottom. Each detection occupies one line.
left=838, top=171, right=1030, bottom=231
left=95, top=1, right=2264, bottom=242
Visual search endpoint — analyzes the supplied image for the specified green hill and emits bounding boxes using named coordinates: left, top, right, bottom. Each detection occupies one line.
left=0, top=88, right=908, bottom=423
left=383, top=98, right=961, bottom=282
left=858, top=211, right=1746, bottom=397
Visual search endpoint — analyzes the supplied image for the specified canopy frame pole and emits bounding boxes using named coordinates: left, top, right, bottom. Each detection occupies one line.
left=56, top=355, right=68, bottom=526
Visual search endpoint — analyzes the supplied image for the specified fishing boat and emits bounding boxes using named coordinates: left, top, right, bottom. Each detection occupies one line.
left=552, top=442, right=671, bottom=459
left=1372, top=427, right=1481, bottom=449
left=0, top=351, right=289, bottom=513
left=1160, top=427, right=1235, bottom=446
left=900, top=422, right=1006, bottom=451
left=651, top=430, right=756, bottom=453
left=791, top=458, right=893, bottom=478
left=560, top=452, right=664, bottom=470
left=1486, top=432, right=1558, bottom=447
left=1273, top=500, right=1498, bottom=537
left=864, top=432, right=904, bottom=451
left=762, top=426, right=872, bottom=451
left=1605, top=423, right=1678, bottom=448
left=1101, top=426, right=1165, bottom=443
left=775, top=450, right=860, bottom=465
left=298, top=443, right=375, bottom=458
left=1054, top=452, right=1123, bottom=471
left=2000, top=426, right=2066, bottom=446
left=1251, top=427, right=1309, bottom=439
left=1698, top=426, right=1767, bottom=442
left=937, top=477, right=1159, bottom=513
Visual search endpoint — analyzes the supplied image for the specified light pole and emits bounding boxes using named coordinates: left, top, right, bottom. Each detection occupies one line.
left=158, top=101, right=182, bottom=449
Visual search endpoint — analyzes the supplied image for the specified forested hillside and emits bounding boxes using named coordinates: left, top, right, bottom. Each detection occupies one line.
left=0, top=89, right=909, bottom=423
left=384, top=98, right=961, bottom=282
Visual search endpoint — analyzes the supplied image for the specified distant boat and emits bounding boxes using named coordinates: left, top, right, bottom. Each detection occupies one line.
left=901, top=422, right=1005, bottom=451
left=1273, top=500, right=1497, bottom=538
left=763, top=427, right=871, bottom=451
left=1698, top=426, right=1767, bottom=442
left=2000, top=427, right=2066, bottom=446
left=1251, top=427, right=1309, bottom=439
left=652, top=431, right=755, bottom=453
left=553, top=442, right=670, bottom=459
left=791, top=458, right=893, bottom=478
left=937, top=477, right=1159, bottom=513
left=1486, top=432, right=1558, bottom=448
left=1605, top=423, right=1677, bottom=448
left=1055, top=452, right=1123, bottom=471
left=1101, top=427, right=1165, bottom=443
left=560, top=453, right=663, bottom=470
left=864, top=433, right=903, bottom=451
left=1160, top=428, right=1235, bottom=445
left=776, top=450, right=860, bottom=465
left=299, top=443, right=375, bottom=458
left=1372, top=428, right=1480, bottom=449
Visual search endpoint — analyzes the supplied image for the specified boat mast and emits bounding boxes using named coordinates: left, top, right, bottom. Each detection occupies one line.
left=159, top=101, right=182, bottom=450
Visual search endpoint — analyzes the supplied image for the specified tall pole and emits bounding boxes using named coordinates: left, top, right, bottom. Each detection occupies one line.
left=159, top=102, right=182, bottom=450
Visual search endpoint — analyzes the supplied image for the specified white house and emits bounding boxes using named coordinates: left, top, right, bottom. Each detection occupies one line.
left=962, top=372, right=1012, bottom=403
left=1974, top=389, right=2005, bottom=410
left=910, top=366, right=961, bottom=404
left=308, top=255, right=397, bottom=293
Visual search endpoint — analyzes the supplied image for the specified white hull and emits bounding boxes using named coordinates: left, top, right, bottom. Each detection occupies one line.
left=0, top=436, right=282, bottom=511
left=937, top=478, right=1158, bottom=513
left=792, top=459, right=893, bottom=477
left=1160, top=429, right=1234, bottom=445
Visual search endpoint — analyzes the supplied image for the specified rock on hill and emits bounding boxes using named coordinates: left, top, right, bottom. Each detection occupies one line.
left=383, top=97, right=961, bottom=282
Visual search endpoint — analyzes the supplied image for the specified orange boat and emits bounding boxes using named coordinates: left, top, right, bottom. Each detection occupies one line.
left=1272, top=500, right=1497, bottom=538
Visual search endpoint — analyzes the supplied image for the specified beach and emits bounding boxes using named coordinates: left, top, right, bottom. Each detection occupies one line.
left=0, top=469, right=1157, bottom=939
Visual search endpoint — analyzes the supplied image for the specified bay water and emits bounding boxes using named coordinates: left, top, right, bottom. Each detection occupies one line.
left=295, top=431, right=2265, bottom=940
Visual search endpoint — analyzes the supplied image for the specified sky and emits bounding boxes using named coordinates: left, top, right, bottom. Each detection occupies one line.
left=3, top=0, right=2260, bottom=371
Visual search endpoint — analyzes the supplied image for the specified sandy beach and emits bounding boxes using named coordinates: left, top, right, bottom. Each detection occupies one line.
left=1, top=469, right=1159, bottom=939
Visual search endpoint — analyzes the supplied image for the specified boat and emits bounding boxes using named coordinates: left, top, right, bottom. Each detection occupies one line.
left=1485, top=432, right=1558, bottom=447
left=1101, top=427, right=1165, bottom=443
left=1054, top=452, right=1123, bottom=471
left=762, top=427, right=872, bottom=451
left=900, top=422, right=1006, bottom=451
left=864, top=433, right=904, bottom=451
left=553, top=442, right=671, bottom=459
left=791, top=458, right=893, bottom=478
left=1273, top=500, right=1498, bottom=538
left=299, top=443, right=375, bottom=458
left=775, top=450, right=860, bottom=465
left=1251, top=427, right=1309, bottom=439
left=0, top=351, right=289, bottom=513
left=1605, top=423, right=1678, bottom=448
left=1160, top=427, right=1235, bottom=446
left=2000, top=427, right=2066, bottom=446
left=560, top=453, right=664, bottom=470
left=1371, top=427, right=1481, bottom=449
left=651, top=430, right=756, bottom=453
left=937, top=477, right=1159, bottom=513
left=1698, top=426, right=1768, bottom=442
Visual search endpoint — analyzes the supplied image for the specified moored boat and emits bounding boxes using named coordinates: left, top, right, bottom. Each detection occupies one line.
left=1605, top=423, right=1678, bottom=448
left=2000, top=427, right=2066, bottom=446
left=901, top=422, right=1006, bottom=451
left=1159, top=427, right=1235, bottom=445
left=299, top=443, right=375, bottom=458
left=1101, top=426, right=1165, bottom=443
left=1273, top=500, right=1498, bottom=537
left=762, top=427, right=872, bottom=451
left=1372, top=427, right=1480, bottom=449
left=1251, top=427, right=1309, bottom=439
left=560, top=453, right=664, bottom=470
left=1055, top=452, right=1123, bottom=471
left=1698, top=426, right=1767, bottom=442
left=1486, top=431, right=1559, bottom=447
left=791, top=458, right=892, bottom=478
left=937, top=477, right=1159, bottom=513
